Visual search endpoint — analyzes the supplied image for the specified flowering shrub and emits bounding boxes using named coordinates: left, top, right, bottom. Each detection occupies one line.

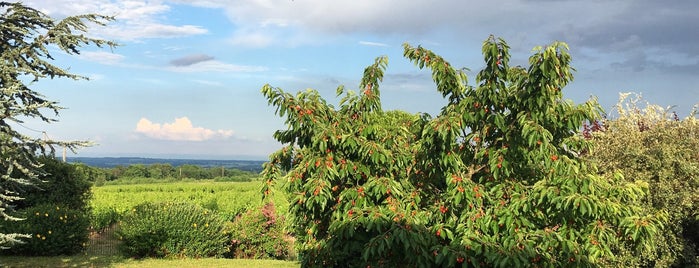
left=0, top=204, right=90, bottom=255
left=229, top=202, right=292, bottom=259
left=585, top=93, right=699, bottom=266
left=1, top=157, right=92, bottom=255
left=117, top=201, right=230, bottom=258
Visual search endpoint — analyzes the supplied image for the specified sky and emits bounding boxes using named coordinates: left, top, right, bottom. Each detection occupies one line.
left=12, top=0, right=699, bottom=160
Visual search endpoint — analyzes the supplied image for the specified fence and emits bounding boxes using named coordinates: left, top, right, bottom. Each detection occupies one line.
left=86, top=225, right=120, bottom=256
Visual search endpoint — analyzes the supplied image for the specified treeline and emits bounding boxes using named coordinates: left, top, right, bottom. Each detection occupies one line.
left=69, top=162, right=260, bottom=184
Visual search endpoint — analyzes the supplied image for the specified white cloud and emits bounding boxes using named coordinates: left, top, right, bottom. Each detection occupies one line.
left=359, top=41, right=389, bottom=47
left=100, top=23, right=208, bottom=41
left=26, top=0, right=208, bottom=41
left=166, top=60, right=267, bottom=73
left=77, top=51, right=125, bottom=65
left=135, top=117, right=233, bottom=141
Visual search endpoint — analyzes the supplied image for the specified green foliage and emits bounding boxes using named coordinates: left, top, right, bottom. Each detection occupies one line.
left=0, top=157, right=92, bottom=255
left=585, top=93, right=699, bottom=267
left=15, top=157, right=92, bottom=211
left=0, top=1, right=115, bottom=248
left=123, top=164, right=151, bottom=178
left=72, top=163, right=111, bottom=184
left=230, top=202, right=292, bottom=260
left=0, top=204, right=90, bottom=255
left=117, top=202, right=230, bottom=259
left=102, top=163, right=257, bottom=181
left=91, top=206, right=120, bottom=231
left=261, top=36, right=660, bottom=267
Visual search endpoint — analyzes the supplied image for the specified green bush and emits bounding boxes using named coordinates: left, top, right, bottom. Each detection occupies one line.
left=15, top=157, right=92, bottom=211
left=1, top=157, right=93, bottom=255
left=0, top=204, right=90, bottom=255
left=585, top=93, right=699, bottom=267
left=117, top=201, right=230, bottom=258
left=229, top=202, right=291, bottom=260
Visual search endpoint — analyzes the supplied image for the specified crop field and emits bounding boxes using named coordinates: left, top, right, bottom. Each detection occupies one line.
left=90, top=180, right=288, bottom=229
left=1, top=179, right=297, bottom=267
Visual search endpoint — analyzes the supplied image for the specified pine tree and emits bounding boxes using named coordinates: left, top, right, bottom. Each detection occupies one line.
left=1, top=2, right=116, bottom=248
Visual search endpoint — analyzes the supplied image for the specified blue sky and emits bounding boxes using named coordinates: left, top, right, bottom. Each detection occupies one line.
left=16, top=0, right=699, bottom=160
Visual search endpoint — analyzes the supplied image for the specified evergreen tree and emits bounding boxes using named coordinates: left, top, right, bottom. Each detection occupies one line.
left=0, top=2, right=115, bottom=248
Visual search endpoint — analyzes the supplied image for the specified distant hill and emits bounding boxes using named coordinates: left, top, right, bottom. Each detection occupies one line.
left=66, top=157, right=266, bottom=173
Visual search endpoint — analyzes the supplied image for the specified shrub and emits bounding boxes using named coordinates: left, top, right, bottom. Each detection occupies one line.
left=0, top=204, right=90, bottom=255
left=117, top=201, right=230, bottom=258
left=585, top=93, right=699, bottom=267
left=229, top=202, right=291, bottom=260
left=15, top=156, right=92, bottom=211
left=1, top=157, right=93, bottom=255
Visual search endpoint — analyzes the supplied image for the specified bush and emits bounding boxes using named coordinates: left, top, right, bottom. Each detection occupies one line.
left=15, top=157, right=92, bottom=211
left=585, top=93, right=699, bottom=267
left=0, top=204, right=90, bottom=255
left=117, top=201, right=230, bottom=258
left=229, top=202, right=291, bottom=260
left=1, top=157, right=93, bottom=255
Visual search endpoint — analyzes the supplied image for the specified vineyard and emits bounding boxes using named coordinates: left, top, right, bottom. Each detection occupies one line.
left=90, top=180, right=288, bottom=230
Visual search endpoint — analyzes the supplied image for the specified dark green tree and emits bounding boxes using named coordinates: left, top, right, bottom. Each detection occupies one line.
left=147, top=163, right=175, bottom=179
left=123, top=164, right=150, bottom=178
left=1, top=2, right=116, bottom=248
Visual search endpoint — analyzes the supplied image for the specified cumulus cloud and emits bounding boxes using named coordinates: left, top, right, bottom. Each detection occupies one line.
left=169, top=54, right=215, bottom=67
left=135, top=117, right=233, bottom=141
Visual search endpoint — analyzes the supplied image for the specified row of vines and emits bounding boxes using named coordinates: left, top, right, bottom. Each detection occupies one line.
left=90, top=181, right=287, bottom=230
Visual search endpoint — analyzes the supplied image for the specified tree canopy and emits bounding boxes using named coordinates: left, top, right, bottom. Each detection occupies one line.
left=1, top=2, right=115, bottom=248
left=262, top=36, right=661, bottom=267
